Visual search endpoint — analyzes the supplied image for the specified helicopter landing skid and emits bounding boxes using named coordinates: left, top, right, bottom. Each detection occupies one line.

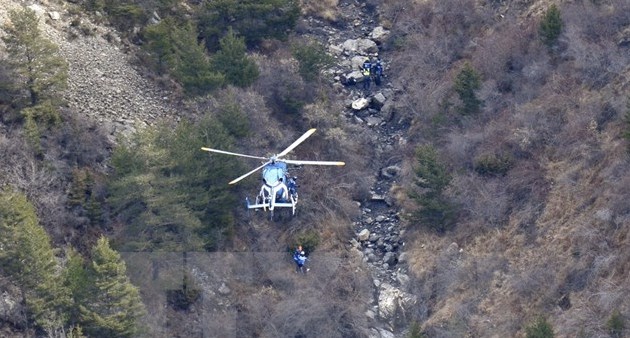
left=245, top=197, right=296, bottom=217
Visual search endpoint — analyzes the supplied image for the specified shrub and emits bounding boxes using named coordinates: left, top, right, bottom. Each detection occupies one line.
left=293, top=230, right=321, bottom=253
left=607, top=310, right=624, bottom=338
left=454, top=62, right=482, bottom=115
left=408, top=321, right=427, bottom=338
left=474, top=153, right=514, bottom=176
left=525, top=317, right=554, bottom=338
left=540, top=4, right=563, bottom=48
left=291, top=40, right=334, bottom=82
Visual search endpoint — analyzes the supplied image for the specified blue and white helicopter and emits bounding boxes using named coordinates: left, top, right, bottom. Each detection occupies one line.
left=201, top=129, right=345, bottom=217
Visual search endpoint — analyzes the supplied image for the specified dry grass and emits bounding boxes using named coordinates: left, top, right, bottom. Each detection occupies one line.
left=299, top=0, right=339, bottom=22
left=389, top=0, right=630, bottom=335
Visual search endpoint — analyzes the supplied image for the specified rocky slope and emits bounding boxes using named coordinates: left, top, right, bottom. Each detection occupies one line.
left=1, top=1, right=179, bottom=142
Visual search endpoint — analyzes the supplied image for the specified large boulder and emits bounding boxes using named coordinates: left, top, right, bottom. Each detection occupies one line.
left=378, top=283, right=417, bottom=324
left=369, top=26, right=391, bottom=43
left=358, top=228, right=370, bottom=241
left=352, top=97, right=371, bottom=111
left=372, top=92, right=387, bottom=109
left=342, top=38, right=378, bottom=54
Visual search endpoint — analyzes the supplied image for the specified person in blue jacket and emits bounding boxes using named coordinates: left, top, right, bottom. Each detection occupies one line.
left=372, top=58, right=384, bottom=86
left=293, top=246, right=308, bottom=274
left=361, top=58, right=372, bottom=90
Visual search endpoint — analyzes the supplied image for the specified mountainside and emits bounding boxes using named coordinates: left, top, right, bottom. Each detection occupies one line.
left=1, top=0, right=630, bottom=337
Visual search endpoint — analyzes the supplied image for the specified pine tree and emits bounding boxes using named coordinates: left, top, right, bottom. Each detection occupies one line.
left=454, top=62, right=482, bottom=115
left=2, top=8, right=67, bottom=124
left=143, top=18, right=224, bottom=96
left=212, top=28, right=259, bottom=87
left=539, top=4, right=562, bottom=48
left=109, top=117, right=241, bottom=251
left=0, top=189, right=69, bottom=335
left=199, top=0, right=300, bottom=51
left=410, top=145, right=456, bottom=232
left=80, top=237, right=146, bottom=338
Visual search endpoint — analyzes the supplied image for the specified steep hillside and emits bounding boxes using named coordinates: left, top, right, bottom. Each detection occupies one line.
left=380, top=0, right=630, bottom=336
left=1, top=0, right=630, bottom=337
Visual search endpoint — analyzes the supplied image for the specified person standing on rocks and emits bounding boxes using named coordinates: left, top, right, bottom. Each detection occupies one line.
left=372, top=58, right=383, bottom=86
left=362, top=58, right=372, bottom=91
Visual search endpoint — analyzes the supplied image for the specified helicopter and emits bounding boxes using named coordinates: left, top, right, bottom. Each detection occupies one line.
left=201, top=128, right=345, bottom=217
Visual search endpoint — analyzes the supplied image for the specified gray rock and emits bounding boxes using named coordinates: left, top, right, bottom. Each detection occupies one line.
left=594, top=208, right=612, bottom=222
left=377, top=283, right=398, bottom=319
left=366, top=116, right=382, bottom=127
left=377, top=328, right=395, bottom=338
left=358, top=228, right=370, bottom=241
left=396, top=272, right=410, bottom=287
left=370, top=26, right=391, bottom=43
left=383, top=252, right=397, bottom=265
left=375, top=215, right=386, bottom=222
left=618, top=26, right=630, bottom=47
left=351, top=55, right=367, bottom=70
left=218, top=283, right=230, bottom=295
left=370, top=193, right=385, bottom=201
left=357, top=38, right=378, bottom=54
left=380, top=165, right=401, bottom=179
left=352, top=97, right=371, bottom=110
left=342, top=39, right=359, bottom=53
left=49, top=11, right=61, bottom=20
left=372, top=92, right=387, bottom=108
left=365, top=309, right=376, bottom=320
left=329, top=44, right=344, bottom=55
left=369, top=233, right=380, bottom=242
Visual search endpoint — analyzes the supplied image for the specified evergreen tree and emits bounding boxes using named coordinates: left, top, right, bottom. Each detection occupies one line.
left=2, top=8, right=67, bottom=124
left=198, top=0, right=300, bottom=51
left=0, top=189, right=69, bottom=335
left=80, top=237, right=145, bottom=338
left=212, top=28, right=259, bottom=87
left=454, top=62, right=482, bottom=115
left=108, top=117, right=241, bottom=251
left=410, top=145, right=456, bottom=232
left=525, top=317, right=555, bottom=338
left=143, top=18, right=224, bottom=96
left=539, top=4, right=563, bottom=48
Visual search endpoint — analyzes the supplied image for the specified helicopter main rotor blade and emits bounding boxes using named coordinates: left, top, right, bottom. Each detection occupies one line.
left=283, top=160, right=345, bottom=166
left=229, top=161, right=270, bottom=185
left=277, top=128, right=317, bottom=158
left=201, top=147, right=268, bottom=160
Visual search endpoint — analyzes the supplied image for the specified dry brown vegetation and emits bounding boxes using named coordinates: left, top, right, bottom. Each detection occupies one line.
left=381, top=0, right=630, bottom=336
